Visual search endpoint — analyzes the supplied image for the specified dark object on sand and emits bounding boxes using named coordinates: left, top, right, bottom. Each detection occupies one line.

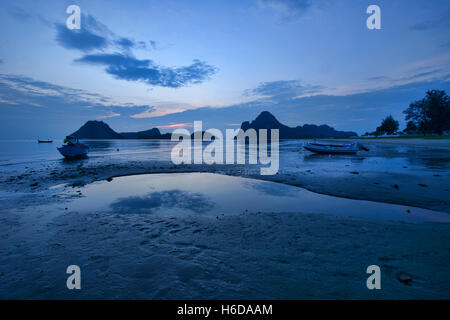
left=304, top=142, right=369, bottom=155
left=107, top=177, right=113, bottom=182
left=58, top=136, right=89, bottom=159
left=397, top=273, right=413, bottom=285
left=38, top=139, right=53, bottom=143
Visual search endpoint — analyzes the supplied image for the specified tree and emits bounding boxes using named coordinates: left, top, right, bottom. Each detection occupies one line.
left=376, top=115, right=399, bottom=135
left=403, top=90, right=450, bottom=135
left=403, top=120, right=417, bottom=133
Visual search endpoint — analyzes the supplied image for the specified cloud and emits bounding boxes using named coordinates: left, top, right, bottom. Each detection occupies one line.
left=367, top=67, right=449, bottom=88
left=55, top=13, right=119, bottom=51
left=55, top=14, right=215, bottom=88
left=367, top=76, right=391, bottom=82
left=55, top=22, right=108, bottom=52
left=97, top=112, right=121, bottom=119
left=55, top=14, right=143, bottom=53
left=115, top=38, right=149, bottom=51
left=0, top=73, right=154, bottom=120
left=75, top=53, right=217, bottom=88
left=258, top=0, right=313, bottom=20
left=246, top=80, right=325, bottom=99
left=115, top=37, right=135, bottom=50
left=155, top=123, right=193, bottom=129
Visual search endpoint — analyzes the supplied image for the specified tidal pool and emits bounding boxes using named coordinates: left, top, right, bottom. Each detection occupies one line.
left=62, top=173, right=449, bottom=223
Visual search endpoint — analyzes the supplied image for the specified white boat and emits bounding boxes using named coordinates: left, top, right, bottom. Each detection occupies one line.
left=304, top=142, right=368, bottom=155
left=57, top=136, right=89, bottom=158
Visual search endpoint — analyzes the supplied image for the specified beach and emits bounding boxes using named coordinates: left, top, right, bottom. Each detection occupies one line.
left=0, top=138, right=449, bottom=299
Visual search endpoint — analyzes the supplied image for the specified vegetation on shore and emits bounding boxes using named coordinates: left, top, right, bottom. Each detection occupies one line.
left=365, top=90, right=450, bottom=137
left=358, top=135, right=450, bottom=140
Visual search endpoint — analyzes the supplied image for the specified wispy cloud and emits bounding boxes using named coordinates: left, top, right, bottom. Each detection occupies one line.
left=246, top=80, right=326, bottom=99
left=97, top=112, right=121, bottom=119
left=258, top=0, right=314, bottom=20
left=0, top=73, right=152, bottom=116
left=155, top=123, right=193, bottom=129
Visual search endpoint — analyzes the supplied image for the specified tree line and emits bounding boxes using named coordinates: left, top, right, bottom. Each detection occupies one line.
left=365, top=90, right=450, bottom=136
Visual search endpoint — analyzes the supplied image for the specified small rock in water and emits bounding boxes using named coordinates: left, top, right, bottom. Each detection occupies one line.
left=30, top=182, right=38, bottom=187
left=106, top=177, right=113, bottom=182
left=393, top=184, right=399, bottom=189
left=349, top=171, right=359, bottom=175
left=433, top=174, right=440, bottom=177
left=397, top=273, right=413, bottom=285
left=418, top=183, right=428, bottom=187
left=406, top=209, right=411, bottom=213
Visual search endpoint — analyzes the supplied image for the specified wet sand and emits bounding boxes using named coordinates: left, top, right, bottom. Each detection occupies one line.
left=1, top=202, right=449, bottom=299
left=0, top=139, right=449, bottom=299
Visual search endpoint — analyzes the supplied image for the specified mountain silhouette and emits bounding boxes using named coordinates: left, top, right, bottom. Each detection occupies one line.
left=120, top=128, right=161, bottom=139
left=71, top=121, right=124, bottom=139
left=70, top=121, right=170, bottom=139
left=70, top=112, right=357, bottom=140
left=241, top=111, right=357, bottom=138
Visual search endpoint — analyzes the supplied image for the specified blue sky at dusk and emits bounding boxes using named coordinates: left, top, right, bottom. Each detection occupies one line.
left=0, top=0, right=449, bottom=138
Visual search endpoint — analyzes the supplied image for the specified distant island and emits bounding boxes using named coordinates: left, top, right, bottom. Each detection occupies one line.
left=241, top=111, right=357, bottom=138
left=71, top=121, right=171, bottom=139
left=70, top=111, right=357, bottom=139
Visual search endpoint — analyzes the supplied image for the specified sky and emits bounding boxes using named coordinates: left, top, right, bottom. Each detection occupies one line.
left=0, top=0, right=449, bottom=138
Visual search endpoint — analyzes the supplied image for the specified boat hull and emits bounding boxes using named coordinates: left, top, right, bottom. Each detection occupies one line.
left=304, top=143, right=358, bottom=155
left=38, top=140, right=53, bottom=143
left=57, top=144, right=89, bottom=158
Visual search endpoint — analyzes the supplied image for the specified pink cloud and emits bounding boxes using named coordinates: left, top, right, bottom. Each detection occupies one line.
left=155, top=123, right=193, bottom=129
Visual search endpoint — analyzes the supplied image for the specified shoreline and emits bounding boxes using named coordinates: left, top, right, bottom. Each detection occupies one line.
left=1, top=157, right=449, bottom=214
left=334, top=137, right=450, bottom=147
left=0, top=145, right=449, bottom=299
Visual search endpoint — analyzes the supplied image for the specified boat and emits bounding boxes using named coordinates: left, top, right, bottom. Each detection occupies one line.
left=38, top=139, right=53, bottom=143
left=57, top=136, right=89, bottom=159
left=304, top=142, right=369, bottom=155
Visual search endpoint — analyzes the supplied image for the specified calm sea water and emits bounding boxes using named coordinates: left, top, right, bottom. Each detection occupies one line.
left=0, top=139, right=449, bottom=174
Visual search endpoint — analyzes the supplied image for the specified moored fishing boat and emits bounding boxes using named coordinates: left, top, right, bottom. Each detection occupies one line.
left=38, top=139, right=53, bottom=143
left=304, top=142, right=368, bottom=155
left=57, top=136, right=89, bottom=158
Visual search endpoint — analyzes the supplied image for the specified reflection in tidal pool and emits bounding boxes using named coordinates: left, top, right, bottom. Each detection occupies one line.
left=64, top=173, right=449, bottom=223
